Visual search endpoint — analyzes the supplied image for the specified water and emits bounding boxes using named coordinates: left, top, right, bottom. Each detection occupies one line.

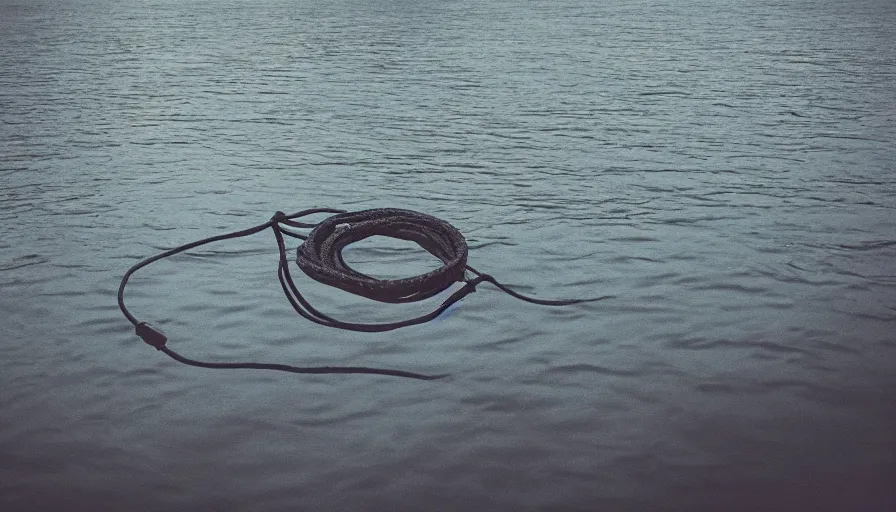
left=1, top=0, right=894, bottom=509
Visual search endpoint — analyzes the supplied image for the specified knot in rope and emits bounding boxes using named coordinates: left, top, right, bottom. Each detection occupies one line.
left=271, top=210, right=288, bottom=223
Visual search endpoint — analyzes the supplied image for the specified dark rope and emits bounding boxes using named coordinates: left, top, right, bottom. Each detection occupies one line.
left=118, top=207, right=611, bottom=380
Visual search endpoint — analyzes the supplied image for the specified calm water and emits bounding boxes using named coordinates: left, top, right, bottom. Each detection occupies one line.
left=1, top=0, right=894, bottom=510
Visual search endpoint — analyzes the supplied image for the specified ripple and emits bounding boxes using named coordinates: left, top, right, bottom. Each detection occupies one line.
left=836, top=239, right=896, bottom=251
left=544, top=363, right=641, bottom=377
left=0, top=254, right=49, bottom=271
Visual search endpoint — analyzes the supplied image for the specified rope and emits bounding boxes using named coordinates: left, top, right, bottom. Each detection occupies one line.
left=118, top=208, right=611, bottom=380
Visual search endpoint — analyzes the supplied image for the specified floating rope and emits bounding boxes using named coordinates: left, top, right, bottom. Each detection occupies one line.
left=118, top=208, right=610, bottom=380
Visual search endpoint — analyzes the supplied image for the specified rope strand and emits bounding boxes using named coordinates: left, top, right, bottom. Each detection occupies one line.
left=118, top=208, right=611, bottom=380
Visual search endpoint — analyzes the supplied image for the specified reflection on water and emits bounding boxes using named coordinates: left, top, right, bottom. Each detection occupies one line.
left=1, top=0, right=894, bottom=510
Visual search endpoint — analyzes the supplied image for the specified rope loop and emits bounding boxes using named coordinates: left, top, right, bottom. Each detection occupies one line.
left=297, top=208, right=468, bottom=304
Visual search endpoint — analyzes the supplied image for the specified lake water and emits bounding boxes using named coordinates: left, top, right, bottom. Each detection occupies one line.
left=1, top=0, right=894, bottom=510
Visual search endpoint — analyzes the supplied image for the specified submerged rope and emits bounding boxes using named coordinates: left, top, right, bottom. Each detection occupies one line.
left=118, top=207, right=611, bottom=380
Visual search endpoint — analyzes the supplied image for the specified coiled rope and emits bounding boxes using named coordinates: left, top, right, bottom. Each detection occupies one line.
left=118, top=208, right=610, bottom=380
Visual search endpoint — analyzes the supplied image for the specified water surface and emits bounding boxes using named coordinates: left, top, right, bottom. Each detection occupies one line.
left=1, top=0, right=894, bottom=510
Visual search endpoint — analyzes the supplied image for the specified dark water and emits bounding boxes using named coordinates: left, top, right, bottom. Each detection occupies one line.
left=1, top=0, right=894, bottom=510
